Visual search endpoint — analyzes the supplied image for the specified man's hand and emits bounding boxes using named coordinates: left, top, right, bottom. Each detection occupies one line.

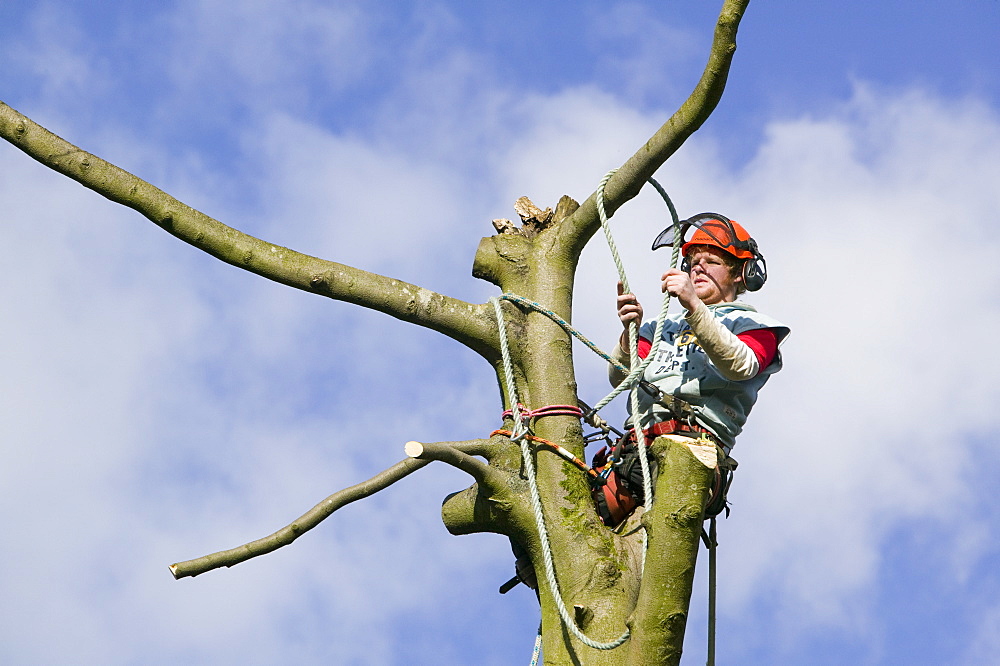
left=616, top=281, right=643, bottom=330
left=661, top=268, right=701, bottom=313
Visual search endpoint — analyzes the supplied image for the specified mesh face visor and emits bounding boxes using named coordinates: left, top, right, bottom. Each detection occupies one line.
left=651, top=213, right=757, bottom=259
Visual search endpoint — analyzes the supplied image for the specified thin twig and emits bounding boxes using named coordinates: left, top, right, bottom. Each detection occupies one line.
left=169, top=458, right=426, bottom=579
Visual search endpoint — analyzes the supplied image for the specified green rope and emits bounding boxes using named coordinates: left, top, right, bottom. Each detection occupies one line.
left=595, top=169, right=682, bottom=512
left=491, top=171, right=682, bottom=656
left=499, top=292, right=628, bottom=375
left=492, top=296, right=630, bottom=651
left=590, top=170, right=682, bottom=416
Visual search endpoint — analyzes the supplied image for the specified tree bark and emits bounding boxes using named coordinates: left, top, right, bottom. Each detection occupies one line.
left=628, top=437, right=718, bottom=664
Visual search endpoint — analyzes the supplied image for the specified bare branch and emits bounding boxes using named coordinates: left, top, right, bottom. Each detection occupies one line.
left=561, top=0, right=750, bottom=257
left=168, top=439, right=495, bottom=579
left=405, top=440, right=492, bottom=483
left=169, top=457, right=429, bottom=579
left=0, top=101, right=496, bottom=357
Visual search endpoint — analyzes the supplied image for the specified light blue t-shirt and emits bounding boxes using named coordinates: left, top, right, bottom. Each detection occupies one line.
left=629, top=302, right=790, bottom=451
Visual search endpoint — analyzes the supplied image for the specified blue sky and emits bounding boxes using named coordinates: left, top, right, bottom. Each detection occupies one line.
left=2, top=2, right=1000, bottom=664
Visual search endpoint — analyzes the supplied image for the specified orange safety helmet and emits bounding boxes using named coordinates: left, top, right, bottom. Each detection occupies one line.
left=681, top=218, right=755, bottom=260
left=652, top=212, right=767, bottom=291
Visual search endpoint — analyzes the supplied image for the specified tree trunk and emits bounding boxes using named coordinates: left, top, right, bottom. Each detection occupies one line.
left=453, top=210, right=720, bottom=664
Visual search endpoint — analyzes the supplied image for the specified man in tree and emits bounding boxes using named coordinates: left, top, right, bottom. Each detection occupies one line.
left=601, top=214, right=789, bottom=525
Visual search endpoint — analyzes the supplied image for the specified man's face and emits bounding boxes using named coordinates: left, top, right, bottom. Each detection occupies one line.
left=686, top=246, right=740, bottom=304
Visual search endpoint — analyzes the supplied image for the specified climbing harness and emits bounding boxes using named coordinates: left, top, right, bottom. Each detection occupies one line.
left=591, top=421, right=718, bottom=527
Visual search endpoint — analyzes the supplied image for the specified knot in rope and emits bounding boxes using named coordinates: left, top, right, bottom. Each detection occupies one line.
left=501, top=403, right=584, bottom=426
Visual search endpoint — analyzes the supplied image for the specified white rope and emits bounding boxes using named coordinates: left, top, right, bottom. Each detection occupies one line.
left=529, top=623, right=542, bottom=666
left=493, top=171, right=683, bottom=657
left=595, top=169, right=682, bottom=516
left=492, top=296, right=630, bottom=651
left=589, top=170, right=682, bottom=418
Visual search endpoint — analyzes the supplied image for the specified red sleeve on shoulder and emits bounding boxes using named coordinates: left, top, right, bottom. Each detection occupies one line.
left=637, top=336, right=652, bottom=359
left=737, top=328, right=779, bottom=372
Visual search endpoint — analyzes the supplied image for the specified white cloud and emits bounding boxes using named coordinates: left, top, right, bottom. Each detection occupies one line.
left=585, top=2, right=705, bottom=108
left=3, top=2, right=1000, bottom=664
left=0, top=137, right=521, bottom=662
left=5, top=2, right=113, bottom=104
left=966, top=602, right=1000, bottom=663
left=163, top=0, right=375, bottom=109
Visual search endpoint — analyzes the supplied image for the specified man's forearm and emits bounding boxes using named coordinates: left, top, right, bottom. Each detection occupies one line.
left=684, top=302, right=759, bottom=380
left=607, top=340, right=631, bottom=387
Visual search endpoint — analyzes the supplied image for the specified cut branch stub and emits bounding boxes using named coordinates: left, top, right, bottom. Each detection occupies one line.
left=476, top=195, right=580, bottom=285
left=552, top=195, right=580, bottom=223
left=489, top=196, right=561, bottom=239
left=513, top=195, right=554, bottom=238
left=492, top=218, right=519, bottom=234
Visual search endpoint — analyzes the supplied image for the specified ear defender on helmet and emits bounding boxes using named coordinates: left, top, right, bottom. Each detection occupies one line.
left=652, top=212, right=767, bottom=291
left=741, top=252, right=767, bottom=292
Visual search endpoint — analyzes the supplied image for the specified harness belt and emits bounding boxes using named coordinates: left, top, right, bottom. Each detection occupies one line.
left=635, top=419, right=715, bottom=444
